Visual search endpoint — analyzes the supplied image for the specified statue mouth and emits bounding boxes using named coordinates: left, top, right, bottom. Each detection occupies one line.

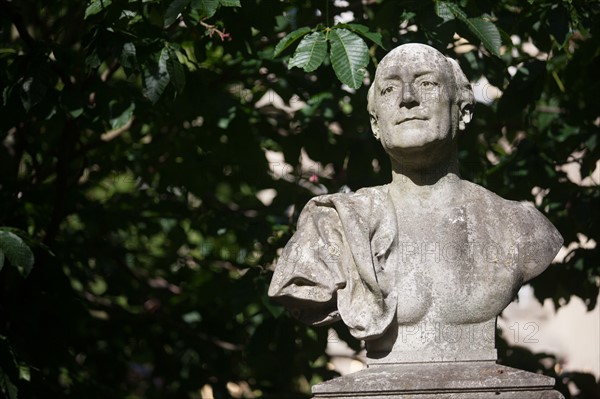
left=396, top=117, right=427, bottom=125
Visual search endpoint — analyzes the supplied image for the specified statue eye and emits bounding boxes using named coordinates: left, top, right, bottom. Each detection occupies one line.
left=381, top=86, right=395, bottom=95
left=420, top=81, right=438, bottom=88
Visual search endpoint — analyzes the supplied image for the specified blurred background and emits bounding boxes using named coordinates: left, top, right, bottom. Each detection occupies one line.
left=0, top=0, right=598, bottom=398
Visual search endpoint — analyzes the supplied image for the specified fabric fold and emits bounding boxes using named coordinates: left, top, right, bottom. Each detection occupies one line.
left=268, top=186, right=398, bottom=340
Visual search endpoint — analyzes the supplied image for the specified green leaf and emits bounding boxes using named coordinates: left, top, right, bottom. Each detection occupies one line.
left=435, top=1, right=455, bottom=22
left=84, top=0, right=113, bottom=19
left=463, top=17, right=502, bottom=57
left=328, top=28, right=369, bottom=89
left=110, top=102, right=135, bottom=129
left=191, top=0, right=219, bottom=19
left=336, top=24, right=385, bottom=49
left=142, top=48, right=171, bottom=104
left=273, top=27, right=311, bottom=58
left=120, top=42, right=137, bottom=69
left=167, top=47, right=186, bottom=93
left=0, top=371, right=18, bottom=399
left=219, top=0, right=240, bottom=6
left=18, top=365, right=31, bottom=382
left=441, top=1, right=467, bottom=20
left=288, top=31, right=327, bottom=73
left=438, top=2, right=501, bottom=57
left=20, top=75, right=48, bottom=112
left=164, top=0, right=190, bottom=27
left=0, top=231, right=34, bottom=277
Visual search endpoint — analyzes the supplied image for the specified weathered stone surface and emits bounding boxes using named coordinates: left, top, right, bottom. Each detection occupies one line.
left=268, top=43, right=564, bottom=398
left=312, top=362, right=564, bottom=398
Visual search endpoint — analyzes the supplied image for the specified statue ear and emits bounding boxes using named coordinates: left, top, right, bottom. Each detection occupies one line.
left=458, top=102, right=473, bottom=131
left=367, top=83, right=380, bottom=140
left=370, top=113, right=380, bottom=140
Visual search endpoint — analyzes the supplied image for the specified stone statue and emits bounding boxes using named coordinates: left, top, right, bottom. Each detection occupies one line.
left=268, top=43, right=564, bottom=398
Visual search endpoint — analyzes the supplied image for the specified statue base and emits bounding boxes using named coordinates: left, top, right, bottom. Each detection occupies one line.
left=312, top=361, right=564, bottom=398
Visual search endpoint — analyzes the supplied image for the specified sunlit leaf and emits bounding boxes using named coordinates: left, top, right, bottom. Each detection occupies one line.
left=110, top=102, right=135, bottom=129
left=439, top=2, right=501, bottom=57
left=328, top=28, right=369, bottom=89
left=84, top=0, right=113, bottom=19
left=273, top=27, right=311, bottom=58
left=288, top=31, right=327, bottom=73
left=463, top=17, right=502, bottom=57
left=19, top=365, right=31, bottom=382
left=435, top=1, right=455, bottom=22
left=336, top=24, right=385, bottom=49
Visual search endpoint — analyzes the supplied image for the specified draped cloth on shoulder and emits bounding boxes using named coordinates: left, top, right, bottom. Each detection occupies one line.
left=268, top=185, right=399, bottom=340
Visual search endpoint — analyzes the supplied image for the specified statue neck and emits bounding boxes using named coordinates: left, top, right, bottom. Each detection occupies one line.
left=390, top=148, right=461, bottom=188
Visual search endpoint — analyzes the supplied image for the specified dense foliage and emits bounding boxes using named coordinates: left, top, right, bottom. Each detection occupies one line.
left=1, top=0, right=599, bottom=398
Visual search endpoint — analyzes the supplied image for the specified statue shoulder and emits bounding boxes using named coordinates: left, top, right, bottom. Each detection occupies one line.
left=301, top=185, right=389, bottom=216
left=465, top=182, right=563, bottom=282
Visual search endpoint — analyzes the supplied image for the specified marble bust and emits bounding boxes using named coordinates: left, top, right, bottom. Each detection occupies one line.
left=268, top=44, right=563, bottom=365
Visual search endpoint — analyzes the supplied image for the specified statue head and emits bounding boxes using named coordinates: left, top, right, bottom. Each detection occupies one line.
left=367, top=44, right=474, bottom=163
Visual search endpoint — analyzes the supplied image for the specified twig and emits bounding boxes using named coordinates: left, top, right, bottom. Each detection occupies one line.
left=200, top=20, right=231, bottom=41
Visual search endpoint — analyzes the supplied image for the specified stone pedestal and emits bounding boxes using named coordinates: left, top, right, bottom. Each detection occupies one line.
left=312, top=362, right=564, bottom=399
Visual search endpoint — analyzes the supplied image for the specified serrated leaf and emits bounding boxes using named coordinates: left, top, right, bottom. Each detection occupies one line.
left=438, top=2, right=501, bottom=57
left=273, top=27, right=311, bottom=58
left=288, top=31, right=327, bottom=73
left=0, top=231, right=34, bottom=277
left=336, top=24, right=385, bottom=49
left=441, top=1, right=467, bottom=20
left=84, top=0, right=113, bottom=19
left=463, top=17, right=501, bottom=57
left=191, top=0, right=219, bottom=19
left=435, top=1, right=455, bottom=22
left=167, top=48, right=186, bottom=93
left=164, top=0, right=190, bottom=27
left=142, top=48, right=171, bottom=104
left=328, top=28, right=369, bottom=89
left=219, top=0, right=240, bottom=6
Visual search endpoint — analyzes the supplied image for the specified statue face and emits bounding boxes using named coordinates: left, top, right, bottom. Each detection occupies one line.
left=371, top=44, right=459, bottom=161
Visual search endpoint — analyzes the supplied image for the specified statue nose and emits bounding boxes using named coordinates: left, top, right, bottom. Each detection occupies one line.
left=400, top=82, right=418, bottom=108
